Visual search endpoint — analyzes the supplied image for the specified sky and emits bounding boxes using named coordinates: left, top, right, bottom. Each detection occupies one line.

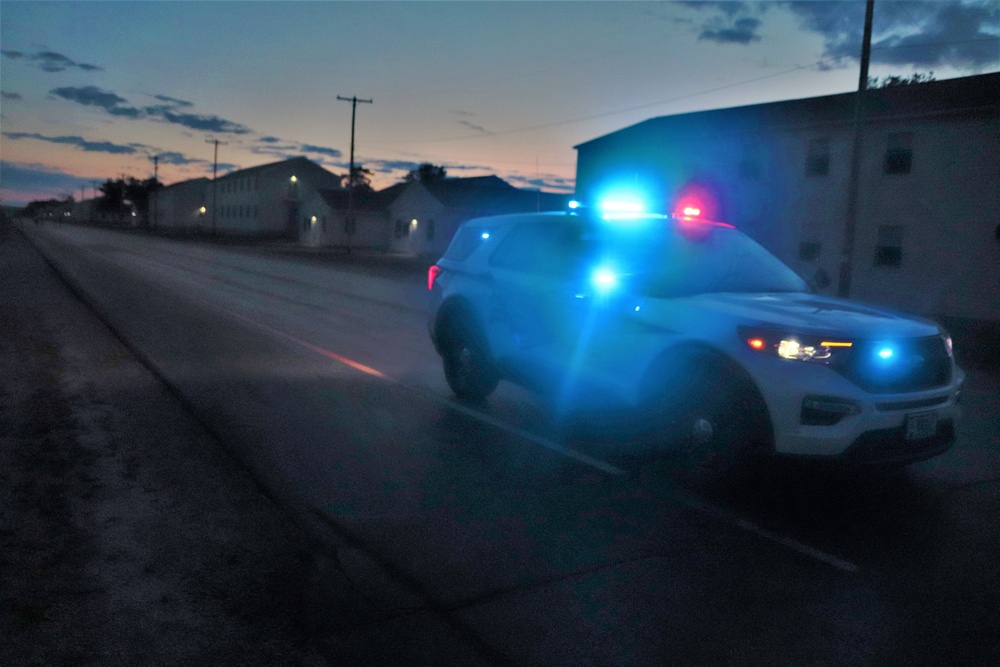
left=1, top=0, right=997, bottom=207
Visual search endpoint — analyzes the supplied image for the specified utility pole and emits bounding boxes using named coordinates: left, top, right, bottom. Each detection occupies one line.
left=337, top=94, right=372, bottom=253
left=838, top=0, right=875, bottom=298
left=152, top=154, right=159, bottom=229
left=205, top=139, right=228, bottom=237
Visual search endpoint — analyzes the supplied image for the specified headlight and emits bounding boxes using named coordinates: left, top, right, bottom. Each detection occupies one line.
left=739, top=327, right=853, bottom=365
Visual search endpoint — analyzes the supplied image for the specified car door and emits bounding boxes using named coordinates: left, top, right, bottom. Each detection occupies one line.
left=485, top=221, right=589, bottom=387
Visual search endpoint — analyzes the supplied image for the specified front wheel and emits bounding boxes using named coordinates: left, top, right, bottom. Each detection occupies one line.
left=643, top=355, right=768, bottom=481
left=440, top=317, right=499, bottom=401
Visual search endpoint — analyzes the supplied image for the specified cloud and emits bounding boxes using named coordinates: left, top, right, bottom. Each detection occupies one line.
left=0, top=160, right=98, bottom=204
left=259, top=136, right=282, bottom=143
left=1, top=91, right=23, bottom=101
left=155, top=151, right=206, bottom=166
left=158, top=110, right=251, bottom=134
left=458, top=119, right=489, bottom=133
left=3, top=131, right=139, bottom=155
left=506, top=174, right=575, bottom=193
left=49, top=86, right=253, bottom=134
left=151, top=94, right=194, bottom=108
left=1, top=49, right=102, bottom=72
left=301, top=144, right=343, bottom=158
left=699, top=16, right=763, bottom=44
left=679, top=2, right=767, bottom=44
left=789, top=0, right=1000, bottom=70
left=51, top=85, right=128, bottom=108
left=365, top=159, right=423, bottom=175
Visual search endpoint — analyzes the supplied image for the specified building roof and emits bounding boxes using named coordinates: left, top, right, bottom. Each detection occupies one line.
left=575, top=72, right=1000, bottom=150
left=316, top=186, right=401, bottom=211
left=160, top=177, right=209, bottom=192
left=418, top=175, right=518, bottom=208
left=217, top=156, right=342, bottom=186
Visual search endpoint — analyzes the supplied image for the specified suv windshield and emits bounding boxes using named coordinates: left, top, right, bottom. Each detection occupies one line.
left=583, top=219, right=808, bottom=297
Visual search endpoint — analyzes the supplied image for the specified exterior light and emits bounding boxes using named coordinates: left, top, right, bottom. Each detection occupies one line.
left=199, top=206, right=207, bottom=214
left=411, top=218, right=418, bottom=229
left=311, top=216, right=317, bottom=224
left=290, top=175, right=298, bottom=183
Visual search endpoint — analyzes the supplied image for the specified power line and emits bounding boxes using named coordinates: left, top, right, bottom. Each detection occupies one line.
left=371, top=36, right=998, bottom=147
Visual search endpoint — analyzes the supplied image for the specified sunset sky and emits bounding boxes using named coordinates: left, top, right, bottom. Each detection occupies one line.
left=2, top=1, right=997, bottom=206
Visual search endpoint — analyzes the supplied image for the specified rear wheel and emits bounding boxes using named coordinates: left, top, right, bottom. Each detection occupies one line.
left=440, top=316, right=499, bottom=401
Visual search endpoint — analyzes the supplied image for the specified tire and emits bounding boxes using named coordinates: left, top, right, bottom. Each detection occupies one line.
left=642, top=353, right=769, bottom=481
left=440, top=316, right=499, bottom=401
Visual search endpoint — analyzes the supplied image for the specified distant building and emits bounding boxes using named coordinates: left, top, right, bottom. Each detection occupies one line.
left=297, top=175, right=572, bottom=255
left=299, top=185, right=404, bottom=251
left=151, top=157, right=343, bottom=237
left=152, top=178, right=209, bottom=232
left=387, top=176, right=571, bottom=256
left=210, top=156, right=342, bottom=238
left=574, top=73, right=1000, bottom=323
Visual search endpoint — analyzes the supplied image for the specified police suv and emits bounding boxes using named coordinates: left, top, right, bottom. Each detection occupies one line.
left=426, top=201, right=964, bottom=468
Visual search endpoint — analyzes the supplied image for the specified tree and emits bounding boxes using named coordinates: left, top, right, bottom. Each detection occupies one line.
left=24, top=198, right=68, bottom=219
left=404, top=163, right=447, bottom=183
left=95, top=177, right=161, bottom=223
left=342, top=165, right=373, bottom=193
left=868, top=71, right=936, bottom=88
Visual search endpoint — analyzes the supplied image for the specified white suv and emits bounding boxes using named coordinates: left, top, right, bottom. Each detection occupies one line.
left=427, top=205, right=964, bottom=468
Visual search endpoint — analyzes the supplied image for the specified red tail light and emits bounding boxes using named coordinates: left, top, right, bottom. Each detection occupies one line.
left=427, top=265, right=442, bottom=291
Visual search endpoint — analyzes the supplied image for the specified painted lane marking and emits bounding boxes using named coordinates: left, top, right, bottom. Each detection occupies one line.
left=679, top=495, right=860, bottom=573
left=217, top=307, right=626, bottom=476
left=69, top=234, right=856, bottom=571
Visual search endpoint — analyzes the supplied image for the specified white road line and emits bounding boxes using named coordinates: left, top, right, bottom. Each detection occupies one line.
left=69, top=236, right=854, bottom=571
left=679, top=495, right=861, bottom=573
left=219, top=306, right=628, bottom=477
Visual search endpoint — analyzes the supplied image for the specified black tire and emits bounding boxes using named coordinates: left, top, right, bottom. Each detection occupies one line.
left=642, top=353, right=769, bottom=480
left=440, top=316, right=499, bottom=401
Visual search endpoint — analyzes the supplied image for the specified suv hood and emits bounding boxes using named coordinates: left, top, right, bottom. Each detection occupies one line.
left=650, top=292, right=943, bottom=339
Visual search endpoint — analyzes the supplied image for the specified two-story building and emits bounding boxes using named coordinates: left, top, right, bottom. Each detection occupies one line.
left=574, top=73, right=999, bottom=324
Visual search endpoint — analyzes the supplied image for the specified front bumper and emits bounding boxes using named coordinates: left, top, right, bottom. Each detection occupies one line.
left=750, top=356, right=964, bottom=464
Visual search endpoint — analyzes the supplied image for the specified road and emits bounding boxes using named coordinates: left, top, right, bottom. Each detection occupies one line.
left=23, top=222, right=1000, bottom=665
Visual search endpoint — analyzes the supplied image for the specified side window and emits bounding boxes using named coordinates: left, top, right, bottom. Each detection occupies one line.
left=884, top=132, right=913, bottom=175
left=806, top=138, right=830, bottom=176
left=444, top=226, right=489, bottom=261
left=489, top=223, right=585, bottom=278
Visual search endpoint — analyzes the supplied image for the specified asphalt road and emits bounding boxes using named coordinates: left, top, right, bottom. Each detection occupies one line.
left=23, top=222, right=1000, bottom=666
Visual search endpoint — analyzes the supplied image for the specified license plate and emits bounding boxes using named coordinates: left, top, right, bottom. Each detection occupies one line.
left=905, top=411, right=938, bottom=441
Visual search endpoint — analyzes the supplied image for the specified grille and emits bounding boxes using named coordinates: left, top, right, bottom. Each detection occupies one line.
left=832, top=336, right=952, bottom=394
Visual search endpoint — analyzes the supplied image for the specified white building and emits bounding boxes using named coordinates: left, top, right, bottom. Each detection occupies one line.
left=298, top=186, right=400, bottom=250
left=152, top=157, right=343, bottom=238
left=387, top=176, right=570, bottom=256
left=152, top=178, right=209, bottom=232
left=574, top=73, right=999, bottom=324
left=210, top=156, right=343, bottom=238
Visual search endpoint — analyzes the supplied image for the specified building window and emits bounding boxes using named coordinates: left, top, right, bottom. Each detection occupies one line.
left=884, top=132, right=913, bottom=174
left=806, top=138, right=830, bottom=176
left=874, top=225, right=903, bottom=267
left=799, top=241, right=822, bottom=262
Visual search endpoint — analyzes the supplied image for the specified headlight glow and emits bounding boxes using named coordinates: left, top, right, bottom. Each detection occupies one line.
left=591, top=267, right=618, bottom=292
left=741, top=327, right=853, bottom=365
